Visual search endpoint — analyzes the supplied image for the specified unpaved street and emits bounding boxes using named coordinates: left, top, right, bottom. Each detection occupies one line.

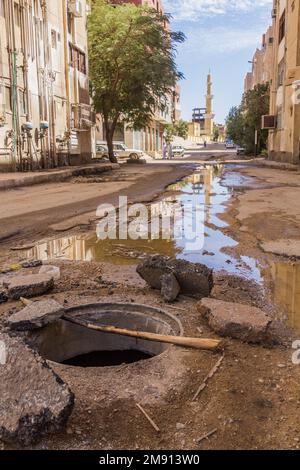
left=1, top=149, right=300, bottom=450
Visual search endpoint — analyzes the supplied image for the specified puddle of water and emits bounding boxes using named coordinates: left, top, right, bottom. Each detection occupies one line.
left=21, top=164, right=263, bottom=283
left=166, top=165, right=263, bottom=282
left=24, top=234, right=179, bottom=266
left=270, top=261, right=300, bottom=334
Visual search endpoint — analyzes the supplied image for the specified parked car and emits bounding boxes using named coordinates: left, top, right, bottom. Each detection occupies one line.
left=113, top=142, right=145, bottom=160
left=94, top=143, right=110, bottom=160
left=172, top=145, right=185, bottom=158
left=236, top=146, right=246, bottom=156
left=225, top=140, right=235, bottom=149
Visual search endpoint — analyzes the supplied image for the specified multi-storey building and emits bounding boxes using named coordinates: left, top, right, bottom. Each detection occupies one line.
left=244, top=25, right=274, bottom=93
left=267, top=0, right=300, bottom=163
left=0, top=0, right=94, bottom=172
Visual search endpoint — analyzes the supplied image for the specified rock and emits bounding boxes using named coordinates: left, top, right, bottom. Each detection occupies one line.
left=0, top=331, right=74, bottom=445
left=8, top=299, right=65, bottom=331
left=198, top=298, right=272, bottom=343
left=160, top=273, right=180, bottom=302
left=176, top=423, right=185, bottom=431
left=137, top=255, right=213, bottom=299
left=39, top=265, right=61, bottom=281
left=0, top=290, right=8, bottom=304
left=21, top=260, right=43, bottom=269
left=3, top=274, right=54, bottom=300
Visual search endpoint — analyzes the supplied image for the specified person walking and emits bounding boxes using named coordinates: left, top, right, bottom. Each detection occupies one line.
left=163, top=142, right=168, bottom=160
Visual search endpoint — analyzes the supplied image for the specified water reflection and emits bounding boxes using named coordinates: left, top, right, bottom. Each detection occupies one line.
left=270, top=262, right=300, bottom=333
left=24, top=235, right=179, bottom=266
left=22, top=164, right=262, bottom=282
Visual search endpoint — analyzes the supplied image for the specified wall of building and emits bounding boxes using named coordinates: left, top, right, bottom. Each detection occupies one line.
left=244, top=25, right=274, bottom=93
left=0, top=0, right=94, bottom=172
left=268, top=0, right=300, bottom=164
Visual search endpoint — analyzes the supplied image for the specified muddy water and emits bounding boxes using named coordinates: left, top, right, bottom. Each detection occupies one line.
left=23, top=164, right=262, bottom=283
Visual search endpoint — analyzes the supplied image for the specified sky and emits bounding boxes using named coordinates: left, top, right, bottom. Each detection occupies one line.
left=164, top=0, right=273, bottom=124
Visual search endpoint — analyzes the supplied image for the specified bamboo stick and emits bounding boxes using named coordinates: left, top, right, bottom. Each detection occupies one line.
left=63, top=315, right=221, bottom=351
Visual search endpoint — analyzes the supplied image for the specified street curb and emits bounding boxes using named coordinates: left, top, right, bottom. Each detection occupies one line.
left=0, top=163, right=120, bottom=191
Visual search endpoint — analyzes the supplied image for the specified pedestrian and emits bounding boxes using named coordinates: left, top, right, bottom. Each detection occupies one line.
left=163, top=142, right=168, bottom=160
left=168, top=144, right=173, bottom=160
left=204, top=140, right=207, bottom=148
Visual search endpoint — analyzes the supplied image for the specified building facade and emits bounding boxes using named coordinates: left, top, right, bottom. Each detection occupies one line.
left=244, top=25, right=274, bottom=93
left=267, top=0, right=300, bottom=164
left=0, top=0, right=94, bottom=172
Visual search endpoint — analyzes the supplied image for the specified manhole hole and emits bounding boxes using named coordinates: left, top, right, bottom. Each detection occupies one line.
left=27, top=303, right=183, bottom=368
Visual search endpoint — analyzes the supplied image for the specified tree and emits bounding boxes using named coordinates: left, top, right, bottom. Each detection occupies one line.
left=164, top=120, right=189, bottom=144
left=242, top=83, right=270, bottom=154
left=213, top=125, right=220, bottom=142
left=175, top=120, right=189, bottom=140
left=225, top=106, right=245, bottom=147
left=88, top=1, right=185, bottom=162
left=225, top=83, right=270, bottom=155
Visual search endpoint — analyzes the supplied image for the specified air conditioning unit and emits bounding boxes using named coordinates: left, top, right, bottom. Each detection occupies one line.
left=262, top=115, right=276, bottom=129
left=68, top=0, right=83, bottom=18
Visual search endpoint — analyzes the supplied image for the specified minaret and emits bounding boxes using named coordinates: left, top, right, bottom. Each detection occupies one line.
left=204, top=72, right=215, bottom=140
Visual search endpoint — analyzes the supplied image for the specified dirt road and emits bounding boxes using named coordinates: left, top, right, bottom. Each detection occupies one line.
left=1, top=157, right=300, bottom=451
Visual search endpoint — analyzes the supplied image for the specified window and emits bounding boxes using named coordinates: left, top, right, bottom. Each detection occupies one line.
left=69, top=43, right=86, bottom=74
left=5, top=87, right=11, bottom=112
left=277, top=108, right=283, bottom=129
left=51, top=30, right=57, bottom=49
left=78, top=50, right=86, bottom=74
left=19, top=90, right=26, bottom=115
left=0, top=0, right=4, bottom=16
left=279, top=11, right=285, bottom=43
left=14, top=2, right=20, bottom=27
left=277, top=59, right=285, bottom=87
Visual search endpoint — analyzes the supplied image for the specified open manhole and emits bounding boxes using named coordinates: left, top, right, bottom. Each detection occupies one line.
left=27, top=303, right=183, bottom=368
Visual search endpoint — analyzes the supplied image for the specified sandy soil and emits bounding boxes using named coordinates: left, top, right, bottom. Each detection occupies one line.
left=1, top=160, right=300, bottom=450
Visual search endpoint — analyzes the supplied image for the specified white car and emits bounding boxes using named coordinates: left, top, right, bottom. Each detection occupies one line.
left=172, top=145, right=185, bottom=158
left=225, top=141, right=236, bottom=149
left=94, top=142, right=117, bottom=160
left=113, top=142, right=144, bottom=160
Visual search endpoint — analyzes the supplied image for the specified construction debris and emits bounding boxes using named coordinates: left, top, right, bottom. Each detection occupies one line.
left=198, top=298, right=272, bottom=343
left=137, top=255, right=213, bottom=300
left=8, top=299, right=65, bottom=331
left=0, top=331, right=74, bottom=446
left=3, top=273, right=54, bottom=300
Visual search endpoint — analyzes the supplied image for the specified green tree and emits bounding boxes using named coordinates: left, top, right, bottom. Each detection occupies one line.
left=88, top=1, right=185, bottom=162
left=175, top=120, right=189, bottom=140
left=225, top=106, right=245, bottom=147
left=164, top=120, right=189, bottom=144
left=225, top=83, right=270, bottom=155
left=242, top=83, right=270, bottom=154
left=213, top=125, right=220, bottom=142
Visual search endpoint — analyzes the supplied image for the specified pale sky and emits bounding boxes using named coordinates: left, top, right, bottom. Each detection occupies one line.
left=164, top=0, right=273, bottom=123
